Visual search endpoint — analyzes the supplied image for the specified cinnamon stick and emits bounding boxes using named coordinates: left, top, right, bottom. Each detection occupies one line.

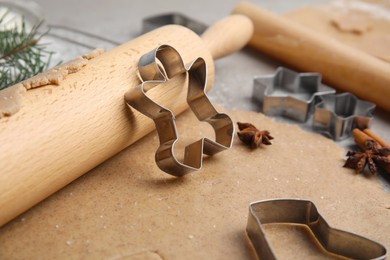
left=363, top=129, right=390, bottom=148
left=352, top=128, right=373, bottom=150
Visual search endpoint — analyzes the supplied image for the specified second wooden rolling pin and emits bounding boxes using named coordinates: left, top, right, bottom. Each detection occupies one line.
left=233, top=1, right=390, bottom=112
left=0, top=15, right=253, bottom=227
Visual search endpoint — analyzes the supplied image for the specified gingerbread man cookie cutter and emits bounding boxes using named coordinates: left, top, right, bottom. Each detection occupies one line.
left=125, top=45, right=234, bottom=177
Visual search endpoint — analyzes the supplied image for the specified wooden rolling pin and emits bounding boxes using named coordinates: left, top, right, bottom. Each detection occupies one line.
left=233, top=1, right=390, bottom=112
left=0, top=15, right=253, bottom=227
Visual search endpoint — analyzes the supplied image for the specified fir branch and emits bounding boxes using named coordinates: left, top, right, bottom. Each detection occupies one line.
left=0, top=13, right=53, bottom=90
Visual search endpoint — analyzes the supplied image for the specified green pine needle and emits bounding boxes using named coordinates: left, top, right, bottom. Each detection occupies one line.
left=0, top=12, right=53, bottom=90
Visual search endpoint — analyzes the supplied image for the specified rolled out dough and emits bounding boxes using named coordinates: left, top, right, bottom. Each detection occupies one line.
left=0, top=108, right=388, bottom=259
left=284, top=0, right=390, bottom=62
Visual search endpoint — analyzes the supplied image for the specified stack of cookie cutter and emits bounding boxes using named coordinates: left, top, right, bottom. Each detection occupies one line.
left=253, top=67, right=335, bottom=122
left=125, top=45, right=234, bottom=177
left=246, top=199, right=387, bottom=260
left=253, top=67, right=376, bottom=141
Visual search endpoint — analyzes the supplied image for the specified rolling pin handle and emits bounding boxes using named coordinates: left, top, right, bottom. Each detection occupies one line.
left=201, top=15, right=254, bottom=60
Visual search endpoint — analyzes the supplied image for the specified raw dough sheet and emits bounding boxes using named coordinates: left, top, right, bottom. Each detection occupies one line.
left=0, top=107, right=389, bottom=259
left=284, top=0, right=390, bottom=62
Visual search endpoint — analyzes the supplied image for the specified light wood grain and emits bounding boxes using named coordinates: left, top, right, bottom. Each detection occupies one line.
left=202, top=15, right=253, bottom=60
left=0, top=17, right=253, bottom=227
left=233, top=1, right=390, bottom=112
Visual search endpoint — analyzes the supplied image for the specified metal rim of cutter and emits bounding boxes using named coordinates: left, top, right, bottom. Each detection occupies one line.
left=125, top=45, right=234, bottom=177
left=142, top=13, right=208, bottom=35
left=246, top=198, right=387, bottom=260
left=313, top=92, right=376, bottom=141
left=253, top=67, right=376, bottom=140
left=253, top=67, right=335, bottom=122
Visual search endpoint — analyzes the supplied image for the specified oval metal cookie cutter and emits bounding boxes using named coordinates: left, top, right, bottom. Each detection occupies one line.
left=246, top=199, right=387, bottom=260
left=125, top=45, right=234, bottom=177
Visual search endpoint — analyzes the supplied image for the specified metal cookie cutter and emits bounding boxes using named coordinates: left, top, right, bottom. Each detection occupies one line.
left=253, top=67, right=335, bottom=122
left=313, top=93, right=376, bottom=141
left=125, top=45, right=234, bottom=177
left=142, top=13, right=207, bottom=35
left=247, top=199, right=387, bottom=260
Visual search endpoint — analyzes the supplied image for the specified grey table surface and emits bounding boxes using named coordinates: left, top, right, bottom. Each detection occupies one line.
left=32, top=0, right=390, bottom=145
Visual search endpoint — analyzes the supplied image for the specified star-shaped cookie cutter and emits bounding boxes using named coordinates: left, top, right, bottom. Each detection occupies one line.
left=253, top=67, right=335, bottom=122
left=247, top=199, right=387, bottom=260
left=313, top=93, right=376, bottom=140
left=125, top=45, right=234, bottom=177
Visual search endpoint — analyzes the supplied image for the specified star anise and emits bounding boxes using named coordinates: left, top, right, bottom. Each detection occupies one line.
left=237, top=122, right=274, bottom=149
left=344, top=140, right=390, bottom=175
